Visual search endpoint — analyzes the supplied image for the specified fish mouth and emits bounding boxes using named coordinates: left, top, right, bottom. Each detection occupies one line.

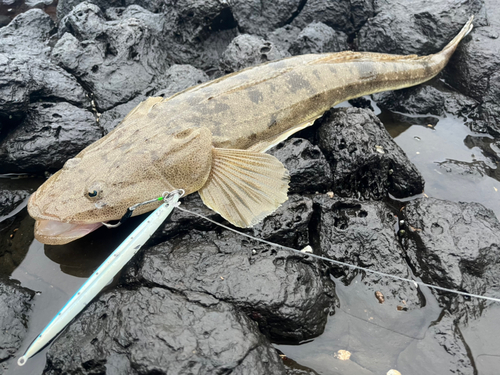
left=34, top=219, right=104, bottom=245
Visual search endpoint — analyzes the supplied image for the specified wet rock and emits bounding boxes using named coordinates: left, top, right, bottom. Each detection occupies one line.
left=139, top=229, right=335, bottom=343
left=231, top=0, right=302, bottom=37
left=444, top=0, right=498, bottom=99
left=0, top=9, right=54, bottom=59
left=357, top=0, right=481, bottom=55
left=317, top=107, right=425, bottom=199
left=99, top=64, right=209, bottom=134
left=52, top=3, right=169, bottom=111
left=0, top=278, right=34, bottom=373
left=268, top=138, right=333, bottom=194
left=314, top=196, right=422, bottom=308
left=57, top=0, right=164, bottom=20
left=289, top=22, right=348, bottom=55
left=220, top=34, right=286, bottom=73
left=53, top=1, right=236, bottom=109
left=45, top=287, right=287, bottom=374
left=447, top=3, right=500, bottom=137
left=98, top=95, right=146, bottom=135
left=160, top=1, right=238, bottom=73
left=151, top=194, right=223, bottom=243
left=153, top=64, right=209, bottom=98
left=292, top=0, right=374, bottom=34
left=266, top=25, right=301, bottom=55
left=0, top=10, right=88, bottom=125
left=0, top=186, right=31, bottom=217
left=0, top=102, right=99, bottom=173
left=372, top=84, right=478, bottom=118
left=0, top=55, right=90, bottom=124
left=403, top=197, right=500, bottom=313
left=472, top=70, right=500, bottom=136
left=155, top=193, right=313, bottom=249
left=250, top=195, right=313, bottom=248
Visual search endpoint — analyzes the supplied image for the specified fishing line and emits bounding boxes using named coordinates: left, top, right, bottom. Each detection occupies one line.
left=175, top=206, right=500, bottom=304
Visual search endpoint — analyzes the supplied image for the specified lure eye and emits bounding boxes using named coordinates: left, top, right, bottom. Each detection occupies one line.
left=85, top=181, right=106, bottom=201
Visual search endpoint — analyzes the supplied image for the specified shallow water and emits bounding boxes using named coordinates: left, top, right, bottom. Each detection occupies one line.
left=2, top=106, right=500, bottom=374
left=276, top=106, right=500, bottom=374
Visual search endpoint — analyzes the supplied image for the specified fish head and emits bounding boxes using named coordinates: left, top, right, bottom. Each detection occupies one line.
left=28, top=127, right=213, bottom=245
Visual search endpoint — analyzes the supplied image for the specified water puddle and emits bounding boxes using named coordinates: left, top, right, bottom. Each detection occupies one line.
left=277, top=106, right=500, bottom=374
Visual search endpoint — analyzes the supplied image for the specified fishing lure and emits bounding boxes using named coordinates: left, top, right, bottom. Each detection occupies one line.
left=17, top=189, right=184, bottom=366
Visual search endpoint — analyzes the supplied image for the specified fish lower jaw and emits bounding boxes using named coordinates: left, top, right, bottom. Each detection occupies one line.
left=34, top=219, right=104, bottom=245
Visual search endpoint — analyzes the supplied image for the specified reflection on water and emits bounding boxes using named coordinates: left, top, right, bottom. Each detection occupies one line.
left=276, top=275, right=442, bottom=374
left=381, top=110, right=500, bottom=218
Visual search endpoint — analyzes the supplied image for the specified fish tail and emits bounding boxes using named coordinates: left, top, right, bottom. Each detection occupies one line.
left=428, top=15, right=474, bottom=70
left=441, top=15, right=474, bottom=55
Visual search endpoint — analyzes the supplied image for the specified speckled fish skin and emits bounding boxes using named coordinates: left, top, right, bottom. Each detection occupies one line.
left=28, top=17, right=473, bottom=245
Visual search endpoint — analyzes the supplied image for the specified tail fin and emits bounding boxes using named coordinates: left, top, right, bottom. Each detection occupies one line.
left=441, top=16, right=474, bottom=55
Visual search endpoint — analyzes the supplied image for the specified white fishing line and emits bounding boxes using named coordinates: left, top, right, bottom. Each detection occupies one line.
left=176, top=206, right=500, bottom=304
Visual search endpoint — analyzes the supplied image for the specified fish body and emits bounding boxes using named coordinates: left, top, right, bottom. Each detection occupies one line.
left=28, top=17, right=474, bottom=245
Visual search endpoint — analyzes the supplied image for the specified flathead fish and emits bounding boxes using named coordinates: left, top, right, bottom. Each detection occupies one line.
left=28, top=17, right=474, bottom=245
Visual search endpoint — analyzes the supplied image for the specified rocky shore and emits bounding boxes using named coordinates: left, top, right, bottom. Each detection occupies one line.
left=1, top=0, right=499, bottom=374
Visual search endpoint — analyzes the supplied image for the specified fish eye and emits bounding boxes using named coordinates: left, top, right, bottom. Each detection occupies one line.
left=85, top=181, right=105, bottom=201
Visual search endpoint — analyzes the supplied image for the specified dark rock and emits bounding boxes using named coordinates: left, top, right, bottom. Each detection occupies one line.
left=268, top=138, right=333, bottom=194
left=45, top=287, right=287, bottom=374
left=57, top=0, right=164, bottom=20
left=348, top=96, right=374, bottom=111
left=231, top=0, right=302, bottom=37
left=139, top=230, right=335, bottom=343
left=250, top=195, right=313, bottom=248
left=0, top=102, right=100, bottom=173
left=159, top=0, right=238, bottom=72
left=0, top=55, right=90, bottom=124
left=0, top=9, right=54, bottom=59
left=0, top=0, right=57, bottom=26
left=289, top=22, right=348, bottom=55
left=317, top=107, right=425, bottom=199
left=155, top=193, right=313, bottom=249
left=98, top=95, right=146, bottom=135
left=0, top=277, right=34, bottom=373
left=220, top=34, right=286, bottom=73
left=0, top=186, right=31, bottom=217
left=357, top=0, right=481, bottom=55
left=292, top=0, right=375, bottom=35
left=99, top=64, right=209, bottom=134
left=0, top=10, right=89, bottom=125
left=315, top=196, right=423, bottom=308
left=151, top=194, right=222, bottom=243
left=403, top=198, right=500, bottom=314
left=152, top=64, right=209, bottom=98
left=372, top=83, right=478, bottom=118
left=449, top=7, right=500, bottom=137
left=52, top=1, right=236, bottom=110
left=52, top=3, right=169, bottom=111
left=444, top=0, right=497, bottom=102
left=266, top=25, right=301, bottom=55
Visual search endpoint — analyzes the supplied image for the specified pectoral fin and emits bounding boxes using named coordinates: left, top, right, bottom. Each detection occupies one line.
left=199, top=148, right=290, bottom=227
